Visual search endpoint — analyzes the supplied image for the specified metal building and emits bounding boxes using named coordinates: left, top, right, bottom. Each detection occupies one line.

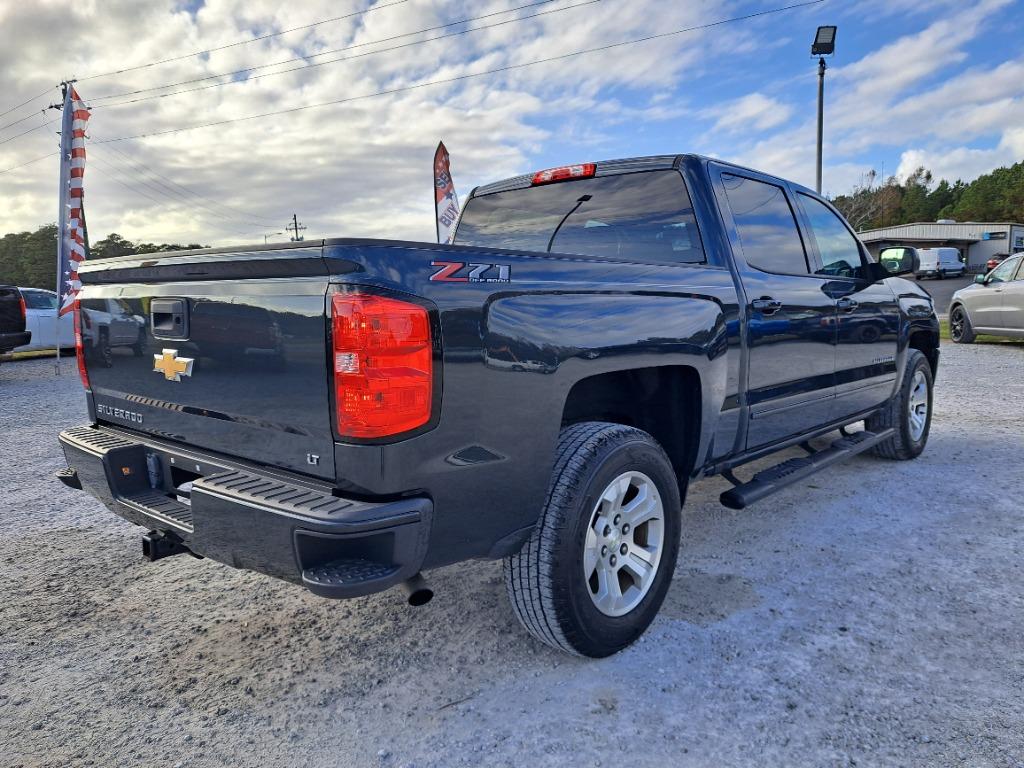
left=858, top=221, right=1024, bottom=271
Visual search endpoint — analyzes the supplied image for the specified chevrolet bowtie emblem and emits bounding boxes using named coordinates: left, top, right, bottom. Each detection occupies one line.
left=153, top=348, right=194, bottom=381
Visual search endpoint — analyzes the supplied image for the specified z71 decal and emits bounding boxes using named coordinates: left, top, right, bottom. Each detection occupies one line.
left=430, top=261, right=511, bottom=283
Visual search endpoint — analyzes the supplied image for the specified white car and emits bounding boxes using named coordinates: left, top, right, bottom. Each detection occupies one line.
left=915, top=247, right=965, bottom=280
left=18, top=288, right=74, bottom=352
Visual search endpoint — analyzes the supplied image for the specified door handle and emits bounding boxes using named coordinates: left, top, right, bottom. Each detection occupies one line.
left=837, top=297, right=859, bottom=312
left=751, top=297, right=783, bottom=315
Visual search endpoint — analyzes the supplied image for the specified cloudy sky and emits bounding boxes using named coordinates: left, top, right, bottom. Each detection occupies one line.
left=0, top=0, right=1021, bottom=246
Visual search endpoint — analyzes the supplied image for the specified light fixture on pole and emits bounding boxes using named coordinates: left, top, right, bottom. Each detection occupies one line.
left=812, top=25, right=837, bottom=194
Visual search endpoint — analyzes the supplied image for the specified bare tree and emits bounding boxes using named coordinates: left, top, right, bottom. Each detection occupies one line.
left=833, top=170, right=882, bottom=231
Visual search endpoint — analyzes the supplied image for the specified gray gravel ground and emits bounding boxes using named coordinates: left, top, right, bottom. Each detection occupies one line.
left=1, top=343, right=1022, bottom=768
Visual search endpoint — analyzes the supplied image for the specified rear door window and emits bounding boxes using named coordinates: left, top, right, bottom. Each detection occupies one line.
left=721, top=174, right=809, bottom=275
left=454, top=170, right=706, bottom=265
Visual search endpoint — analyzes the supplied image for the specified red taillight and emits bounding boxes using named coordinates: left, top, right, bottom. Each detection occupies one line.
left=18, top=293, right=26, bottom=321
left=331, top=293, right=433, bottom=439
left=532, top=163, right=596, bottom=186
left=72, top=300, right=90, bottom=391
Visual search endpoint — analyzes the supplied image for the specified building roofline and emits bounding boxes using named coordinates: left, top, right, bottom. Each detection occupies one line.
left=859, top=221, right=1024, bottom=234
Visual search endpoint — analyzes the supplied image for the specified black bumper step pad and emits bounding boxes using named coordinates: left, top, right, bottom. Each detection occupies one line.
left=302, top=559, right=400, bottom=590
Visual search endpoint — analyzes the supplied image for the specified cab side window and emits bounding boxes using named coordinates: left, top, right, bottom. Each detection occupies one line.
left=798, top=193, right=867, bottom=279
left=721, top=174, right=809, bottom=274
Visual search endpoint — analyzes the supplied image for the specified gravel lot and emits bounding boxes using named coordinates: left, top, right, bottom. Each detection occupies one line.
left=2, top=343, right=1022, bottom=768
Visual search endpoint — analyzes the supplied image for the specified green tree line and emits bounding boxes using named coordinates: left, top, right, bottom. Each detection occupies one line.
left=0, top=227, right=205, bottom=289
left=832, top=160, right=1024, bottom=232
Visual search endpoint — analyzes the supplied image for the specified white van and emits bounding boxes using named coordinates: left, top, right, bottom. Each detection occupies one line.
left=915, top=247, right=965, bottom=279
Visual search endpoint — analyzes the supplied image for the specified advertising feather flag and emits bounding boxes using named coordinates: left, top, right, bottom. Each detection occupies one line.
left=433, top=141, right=460, bottom=244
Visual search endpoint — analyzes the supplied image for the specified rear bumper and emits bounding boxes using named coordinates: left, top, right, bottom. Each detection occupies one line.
left=58, top=425, right=432, bottom=599
left=0, top=330, right=31, bottom=354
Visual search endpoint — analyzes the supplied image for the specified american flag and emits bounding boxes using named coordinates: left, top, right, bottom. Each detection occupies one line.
left=58, top=86, right=90, bottom=316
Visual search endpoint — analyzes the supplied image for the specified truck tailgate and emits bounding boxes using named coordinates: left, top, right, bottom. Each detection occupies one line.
left=77, top=245, right=336, bottom=480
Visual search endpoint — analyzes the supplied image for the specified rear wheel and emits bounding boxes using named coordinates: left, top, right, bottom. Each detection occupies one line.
left=504, top=422, right=681, bottom=657
left=867, top=349, right=933, bottom=460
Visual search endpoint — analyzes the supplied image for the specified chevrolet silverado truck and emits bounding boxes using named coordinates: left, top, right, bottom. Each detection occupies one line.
left=0, top=285, right=31, bottom=363
left=57, top=155, right=939, bottom=657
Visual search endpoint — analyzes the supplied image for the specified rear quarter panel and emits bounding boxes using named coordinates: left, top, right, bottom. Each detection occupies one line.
left=325, top=243, right=741, bottom=566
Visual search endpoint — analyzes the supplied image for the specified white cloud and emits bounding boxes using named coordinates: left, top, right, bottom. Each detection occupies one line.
left=896, top=128, right=1024, bottom=183
left=704, top=93, right=792, bottom=134
left=0, top=0, right=749, bottom=245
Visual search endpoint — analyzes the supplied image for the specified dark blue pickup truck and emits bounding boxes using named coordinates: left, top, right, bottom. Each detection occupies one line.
left=57, top=155, right=938, bottom=657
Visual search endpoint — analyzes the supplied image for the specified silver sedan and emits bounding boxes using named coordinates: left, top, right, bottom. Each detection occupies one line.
left=949, top=253, right=1024, bottom=342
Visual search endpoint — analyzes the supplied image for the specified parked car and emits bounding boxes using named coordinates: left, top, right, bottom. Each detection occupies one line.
left=985, top=253, right=1010, bottom=272
left=915, top=247, right=965, bottom=279
left=56, top=154, right=939, bottom=657
left=949, top=253, right=1024, bottom=342
left=0, top=284, right=30, bottom=362
left=18, top=288, right=75, bottom=352
left=79, top=298, right=147, bottom=365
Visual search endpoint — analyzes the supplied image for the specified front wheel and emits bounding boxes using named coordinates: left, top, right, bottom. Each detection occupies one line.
left=504, top=422, right=681, bottom=657
left=950, top=305, right=975, bottom=344
left=867, top=349, right=933, bottom=460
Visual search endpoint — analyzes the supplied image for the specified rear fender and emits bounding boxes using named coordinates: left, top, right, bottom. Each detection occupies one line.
left=483, top=292, right=730, bottom=470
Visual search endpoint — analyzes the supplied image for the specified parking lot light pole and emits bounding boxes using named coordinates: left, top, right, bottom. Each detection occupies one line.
left=812, top=25, right=837, bottom=194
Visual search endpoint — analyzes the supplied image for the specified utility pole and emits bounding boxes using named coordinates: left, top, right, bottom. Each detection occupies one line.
left=288, top=213, right=306, bottom=242
left=264, top=231, right=283, bottom=244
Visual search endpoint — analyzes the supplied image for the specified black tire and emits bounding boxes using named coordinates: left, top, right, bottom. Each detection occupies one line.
left=97, top=330, right=113, bottom=368
left=503, top=422, right=681, bottom=657
left=866, top=349, right=933, bottom=460
left=949, top=304, right=975, bottom=344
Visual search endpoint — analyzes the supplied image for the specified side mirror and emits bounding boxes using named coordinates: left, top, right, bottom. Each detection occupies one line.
left=974, top=274, right=988, bottom=285
left=877, top=247, right=919, bottom=278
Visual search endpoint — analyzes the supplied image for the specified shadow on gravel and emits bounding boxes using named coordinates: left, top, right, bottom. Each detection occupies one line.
left=659, top=568, right=761, bottom=625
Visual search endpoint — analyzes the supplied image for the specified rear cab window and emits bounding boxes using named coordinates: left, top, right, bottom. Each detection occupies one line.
left=22, top=291, right=58, bottom=310
left=720, top=173, right=809, bottom=275
left=453, top=170, right=706, bottom=265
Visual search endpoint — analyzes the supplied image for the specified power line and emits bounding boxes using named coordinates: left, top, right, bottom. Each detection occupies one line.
left=94, top=0, right=602, bottom=110
left=92, top=0, right=825, bottom=145
left=0, top=151, right=58, bottom=176
left=87, top=157, right=270, bottom=239
left=0, top=108, right=50, bottom=134
left=0, top=85, right=57, bottom=120
left=77, top=0, right=411, bottom=83
left=88, top=145, right=280, bottom=229
left=0, top=117, right=58, bottom=147
left=89, top=0, right=565, bottom=104
left=88, top=135, right=281, bottom=225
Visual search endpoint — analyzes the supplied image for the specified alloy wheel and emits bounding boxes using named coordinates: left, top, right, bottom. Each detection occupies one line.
left=583, top=471, right=665, bottom=617
left=907, top=369, right=929, bottom=442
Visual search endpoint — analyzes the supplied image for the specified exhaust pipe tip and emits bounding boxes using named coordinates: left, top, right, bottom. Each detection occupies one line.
left=400, top=573, right=433, bottom=606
